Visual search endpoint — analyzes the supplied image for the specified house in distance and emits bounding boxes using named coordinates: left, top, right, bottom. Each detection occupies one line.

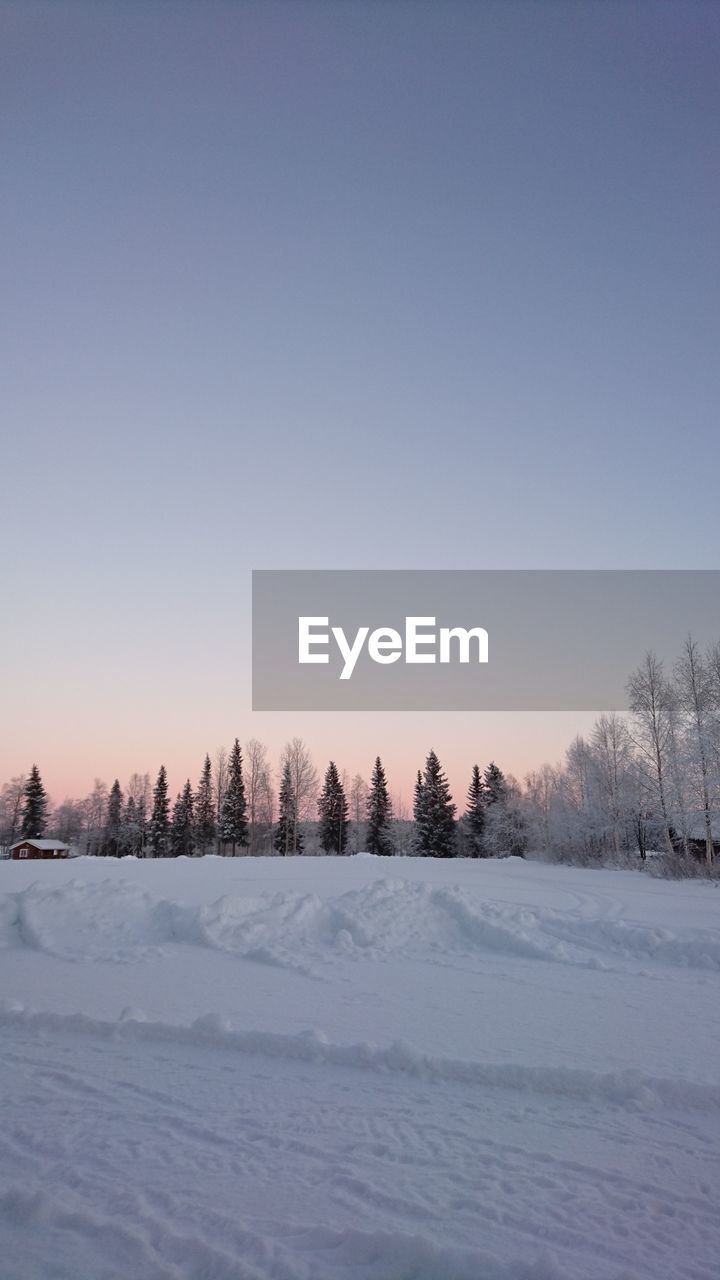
left=9, top=839, right=70, bottom=861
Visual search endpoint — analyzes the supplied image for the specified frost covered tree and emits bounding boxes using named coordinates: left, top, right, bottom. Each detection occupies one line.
left=126, top=773, right=150, bottom=855
left=219, top=738, right=248, bottom=856
left=274, top=761, right=301, bottom=855
left=149, top=765, right=170, bottom=858
left=349, top=773, right=368, bottom=853
left=483, top=774, right=527, bottom=858
left=0, top=775, right=26, bottom=847
left=674, top=636, right=716, bottom=865
left=21, top=765, right=48, bottom=839
left=52, top=798, right=85, bottom=847
left=214, top=746, right=228, bottom=842
left=463, top=764, right=487, bottom=857
left=245, top=739, right=273, bottom=855
left=255, top=766, right=275, bottom=853
left=627, top=653, right=676, bottom=854
left=171, top=780, right=195, bottom=858
left=366, top=757, right=394, bottom=856
left=82, top=779, right=109, bottom=856
left=194, top=754, right=216, bottom=855
left=414, top=750, right=456, bottom=858
left=590, top=714, right=634, bottom=857
left=317, top=761, right=349, bottom=855
left=523, top=764, right=559, bottom=858
left=280, top=738, right=318, bottom=854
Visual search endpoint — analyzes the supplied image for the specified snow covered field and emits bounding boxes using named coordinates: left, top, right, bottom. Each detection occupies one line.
left=1, top=855, right=719, bottom=1280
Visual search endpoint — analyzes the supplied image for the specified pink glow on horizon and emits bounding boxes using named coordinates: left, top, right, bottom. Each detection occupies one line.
left=1, top=712, right=598, bottom=814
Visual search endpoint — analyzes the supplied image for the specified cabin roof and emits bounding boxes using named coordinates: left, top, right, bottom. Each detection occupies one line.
left=9, top=838, right=70, bottom=851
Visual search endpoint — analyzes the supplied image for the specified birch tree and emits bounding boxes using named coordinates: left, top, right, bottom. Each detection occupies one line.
left=675, top=636, right=716, bottom=864
left=627, top=653, right=676, bottom=854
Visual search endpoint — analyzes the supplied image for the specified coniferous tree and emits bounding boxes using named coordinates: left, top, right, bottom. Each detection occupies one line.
left=149, top=765, right=170, bottom=858
left=415, top=750, right=456, bottom=857
left=195, top=753, right=216, bottom=854
left=21, top=765, right=48, bottom=839
left=366, top=756, right=394, bottom=855
left=413, top=769, right=427, bottom=854
left=317, top=761, right=349, bottom=854
left=281, top=738, right=317, bottom=853
left=171, top=780, right=195, bottom=858
left=219, top=738, right=248, bottom=856
left=483, top=762, right=506, bottom=805
left=103, top=779, right=124, bottom=857
left=464, top=764, right=487, bottom=857
left=122, top=795, right=142, bottom=857
left=274, top=761, right=301, bottom=855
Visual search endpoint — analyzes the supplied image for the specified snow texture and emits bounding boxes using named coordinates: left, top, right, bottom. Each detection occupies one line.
left=1, top=855, right=718, bottom=1279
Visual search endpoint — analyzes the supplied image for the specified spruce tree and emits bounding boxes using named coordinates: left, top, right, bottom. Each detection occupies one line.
left=464, top=764, right=487, bottom=857
left=366, top=756, right=394, bottom=855
left=415, top=750, right=456, bottom=857
left=317, top=761, right=349, bottom=855
left=103, top=779, right=124, bottom=857
left=149, top=765, right=170, bottom=858
left=171, top=780, right=195, bottom=858
left=122, top=795, right=142, bottom=857
left=21, top=765, right=48, bottom=839
left=195, top=753, right=216, bottom=854
left=413, top=769, right=427, bottom=854
left=483, top=762, right=506, bottom=805
left=219, top=738, right=248, bottom=856
left=274, top=761, right=301, bottom=855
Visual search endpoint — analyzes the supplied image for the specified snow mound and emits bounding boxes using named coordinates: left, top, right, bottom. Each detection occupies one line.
left=3, top=999, right=718, bottom=1115
left=2, top=873, right=720, bottom=974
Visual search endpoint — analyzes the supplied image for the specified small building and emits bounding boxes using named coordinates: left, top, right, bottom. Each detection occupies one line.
left=9, top=838, right=70, bottom=861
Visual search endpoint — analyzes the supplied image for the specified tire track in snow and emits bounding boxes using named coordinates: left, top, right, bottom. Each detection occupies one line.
left=1, top=1017, right=719, bottom=1280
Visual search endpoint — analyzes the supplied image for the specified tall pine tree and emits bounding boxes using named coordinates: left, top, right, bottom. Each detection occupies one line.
left=21, top=765, right=48, bottom=838
left=414, top=750, right=456, bottom=857
left=464, top=764, right=487, bottom=857
left=149, top=765, right=170, bottom=858
left=219, top=738, right=248, bottom=856
left=122, top=795, right=143, bottom=857
left=103, top=779, right=124, bottom=857
left=195, top=753, right=216, bottom=855
left=317, top=761, right=349, bottom=855
left=274, top=761, right=301, bottom=855
left=483, top=762, right=506, bottom=805
left=366, top=756, right=394, bottom=855
left=412, top=769, right=427, bottom=854
left=171, top=780, right=195, bottom=858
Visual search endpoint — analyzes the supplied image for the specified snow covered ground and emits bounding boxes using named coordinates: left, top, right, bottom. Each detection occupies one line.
left=1, top=855, right=718, bottom=1280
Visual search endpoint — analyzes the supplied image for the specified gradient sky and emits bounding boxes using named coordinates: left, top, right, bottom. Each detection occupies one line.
left=2, top=1, right=719, bottom=809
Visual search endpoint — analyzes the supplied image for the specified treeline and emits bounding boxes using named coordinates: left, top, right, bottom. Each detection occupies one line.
left=0, top=741, right=522, bottom=861
left=4, top=636, right=719, bottom=873
left=525, top=637, right=720, bottom=870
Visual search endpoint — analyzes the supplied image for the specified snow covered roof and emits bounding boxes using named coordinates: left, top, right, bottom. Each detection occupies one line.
left=10, top=838, right=70, bottom=851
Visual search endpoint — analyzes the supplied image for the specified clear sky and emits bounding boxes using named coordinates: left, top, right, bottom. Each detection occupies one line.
left=2, top=1, right=719, bottom=808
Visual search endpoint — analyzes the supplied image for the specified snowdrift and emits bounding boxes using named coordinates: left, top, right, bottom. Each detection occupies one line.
left=2, top=870, right=719, bottom=973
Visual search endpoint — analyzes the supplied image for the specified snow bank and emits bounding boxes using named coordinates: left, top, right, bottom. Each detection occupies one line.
left=0, top=1182, right=572, bottom=1280
left=3, top=999, right=717, bottom=1115
left=2, top=872, right=719, bottom=973
left=2, top=858, right=718, bottom=1280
